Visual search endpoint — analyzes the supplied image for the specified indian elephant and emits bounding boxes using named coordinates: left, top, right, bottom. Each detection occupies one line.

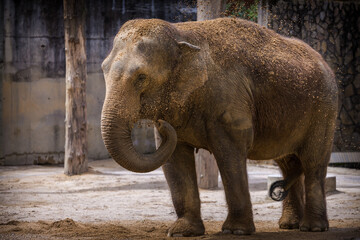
left=101, top=18, right=338, bottom=237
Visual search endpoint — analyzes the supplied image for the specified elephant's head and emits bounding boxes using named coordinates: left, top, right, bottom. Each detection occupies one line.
left=101, top=19, right=207, bottom=173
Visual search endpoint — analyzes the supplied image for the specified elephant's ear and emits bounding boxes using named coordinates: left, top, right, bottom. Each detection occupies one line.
left=171, top=41, right=207, bottom=109
left=178, top=41, right=201, bottom=55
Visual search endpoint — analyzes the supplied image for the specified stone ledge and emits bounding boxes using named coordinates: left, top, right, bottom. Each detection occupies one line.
left=330, top=152, right=360, bottom=163
left=1, top=152, right=64, bottom=166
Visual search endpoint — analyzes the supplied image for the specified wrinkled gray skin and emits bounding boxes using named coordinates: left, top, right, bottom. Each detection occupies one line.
left=101, top=18, right=338, bottom=237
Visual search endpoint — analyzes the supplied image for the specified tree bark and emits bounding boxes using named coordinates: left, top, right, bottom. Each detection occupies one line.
left=63, top=0, right=88, bottom=175
left=195, top=0, right=225, bottom=189
left=195, top=149, right=219, bottom=189
left=197, top=0, right=226, bottom=21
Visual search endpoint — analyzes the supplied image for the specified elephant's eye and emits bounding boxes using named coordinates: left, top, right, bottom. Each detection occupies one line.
left=134, top=74, right=147, bottom=88
left=137, top=74, right=146, bottom=82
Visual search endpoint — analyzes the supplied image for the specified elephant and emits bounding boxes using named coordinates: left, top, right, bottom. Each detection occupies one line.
left=101, top=18, right=338, bottom=237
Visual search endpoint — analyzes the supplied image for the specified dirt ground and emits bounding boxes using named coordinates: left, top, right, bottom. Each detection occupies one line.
left=0, top=159, right=359, bottom=239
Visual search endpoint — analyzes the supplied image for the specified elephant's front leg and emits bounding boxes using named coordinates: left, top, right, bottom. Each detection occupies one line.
left=210, top=126, right=255, bottom=235
left=162, top=144, right=205, bottom=237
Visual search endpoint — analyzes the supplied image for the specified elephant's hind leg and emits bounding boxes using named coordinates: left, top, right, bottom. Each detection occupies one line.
left=275, top=155, right=305, bottom=229
left=299, top=153, right=330, bottom=232
left=297, top=124, right=334, bottom=232
left=162, top=144, right=205, bottom=237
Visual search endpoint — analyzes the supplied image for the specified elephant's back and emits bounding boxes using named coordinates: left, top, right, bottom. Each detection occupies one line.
left=176, top=18, right=337, bottom=103
left=175, top=18, right=277, bottom=67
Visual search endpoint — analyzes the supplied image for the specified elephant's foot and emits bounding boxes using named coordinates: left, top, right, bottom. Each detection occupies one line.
left=222, top=217, right=255, bottom=235
left=279, top=213, right=300, bottom=229
left=167, top=217, right=205, bottom=237
left=279, top=207, right=302, bottom=229
left=300, top=215, right=329, bottom=232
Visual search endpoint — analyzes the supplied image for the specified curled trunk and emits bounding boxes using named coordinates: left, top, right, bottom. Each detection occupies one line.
left=101, top=110, right=177, bottom=173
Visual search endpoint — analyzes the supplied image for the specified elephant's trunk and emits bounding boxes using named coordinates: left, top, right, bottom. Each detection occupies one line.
left=101, top=109, right=177, bottom=173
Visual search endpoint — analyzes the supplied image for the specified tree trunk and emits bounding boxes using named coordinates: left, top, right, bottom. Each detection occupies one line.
left=195, top=149, right=219, bottom=189
left=63, top=0, right=88, bottom=175
left=197, top=0, right=226, bottom=21
left=195, top=0, right=225, bottom=189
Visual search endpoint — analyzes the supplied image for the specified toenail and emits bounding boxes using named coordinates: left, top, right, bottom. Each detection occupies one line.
left=234, top=230, right=245, bottom=235
left=172, top=233, right=184, bottom=237
left=300, top=226, right=308, bottom=231
left=222, top=229, right=232, bottom=234
left=312, top=227, right=321, bottom=232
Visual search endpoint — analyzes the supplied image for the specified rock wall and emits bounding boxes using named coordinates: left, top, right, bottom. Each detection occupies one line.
left=0, top=0, right=196, bottom=165
left=258, top=0, right=360, bottom=151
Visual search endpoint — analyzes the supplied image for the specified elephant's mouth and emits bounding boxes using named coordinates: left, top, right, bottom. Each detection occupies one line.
left=131, top=119, right=162, bottom=154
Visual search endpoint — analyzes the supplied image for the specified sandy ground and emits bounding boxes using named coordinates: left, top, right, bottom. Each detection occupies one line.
left=0, top=159, right=359, bottom=239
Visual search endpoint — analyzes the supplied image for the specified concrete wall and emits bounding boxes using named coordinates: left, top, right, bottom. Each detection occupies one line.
left=0, top=0, right=4, bottom=162
left=0, top=0, right=196, bottom=165
left=258, top=0, right=360, bottom=152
